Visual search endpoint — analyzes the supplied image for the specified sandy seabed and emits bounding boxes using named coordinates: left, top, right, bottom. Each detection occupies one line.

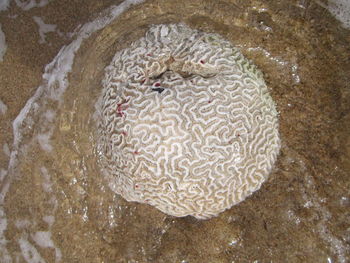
left=0, top=0, right=349, bottom=262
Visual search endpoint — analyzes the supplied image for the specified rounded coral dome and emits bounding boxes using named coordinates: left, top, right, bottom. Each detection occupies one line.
left=97, top=23, right=280, bottom=219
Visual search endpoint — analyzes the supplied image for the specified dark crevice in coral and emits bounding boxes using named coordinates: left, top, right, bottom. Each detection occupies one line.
left=151, top=87, right=165, bottom=93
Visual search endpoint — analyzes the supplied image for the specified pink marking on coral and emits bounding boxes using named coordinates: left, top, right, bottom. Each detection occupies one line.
left=141, top=79, right=145, bottom=84
left=121, top=131, right=127, bottom=136
left=133, top=151, right=140, bottom=155
left=116, top=99, right=129, bottom=117
left=200, top=60, right=205, bottom=64
left=147, top=53, right=152, bottom=56
left=154, top=83, right=161, bottom=87
left=208, top=100, right=212, bottom=103
left=116, top=104, right=124, bottom=117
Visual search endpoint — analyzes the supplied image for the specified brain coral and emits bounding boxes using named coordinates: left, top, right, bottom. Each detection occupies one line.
left=97, top=23, right=280, bottom=219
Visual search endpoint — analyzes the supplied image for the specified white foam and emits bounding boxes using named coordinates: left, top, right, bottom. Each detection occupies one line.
left=317, top=0, right=350, bottom=29
left=246, top=47, right=301, bottom=84
left=44, top=109, right=55, bottom=121
left=0, top=208, right=11, bottom=263
left=301, top=173, right=349, bottom=263
left=0, top=168, right=7, bottom=181
left=286, top=209, right=301, bottom=225
left=228, top=237, right=239, bottom=246
left=0, top=25, right=6, bottom=62
left=246, top=47, right=288, bottom=66
left=0, top=210, right=8, bottom=240
left=0, top=0, right=10, bottom=11
left=40, top=167, right=52, bottom=192
left=3, top=143, right=10, bottom=156
left=33, top=16, right=57, bottom=44
left=0, top=99, right=8, bottom=115
left=30, top=230, right=62, bottom=262
left=18, top=237, right=46, bottom=263
left=291, top=64, right=300, bottom=84
left=328, top=0, right=350, bottom=29
left=14, top=0, right=49, bottom=11
left=37, top=131, right=53, bottom=152
left=15, top=219, right=31, bottom=229
left=32, top=231, right=53, bottom=248
left=43, top=215, right=54, bottom=227
left=32, top=231, right=55, bottom=248
left=0, top=1, right=145, bottom=261
left=32, top=231, right=63, bottom=261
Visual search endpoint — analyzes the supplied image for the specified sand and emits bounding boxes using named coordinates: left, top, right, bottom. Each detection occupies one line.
left=0, top=0, right=349, bottom=262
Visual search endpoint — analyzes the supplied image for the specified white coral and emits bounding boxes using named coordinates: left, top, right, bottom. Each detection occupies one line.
left=97, top=23, right=280, bottom=219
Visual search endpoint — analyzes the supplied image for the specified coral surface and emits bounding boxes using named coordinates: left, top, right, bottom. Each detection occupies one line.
left=98, top=24, right=280, bottom=219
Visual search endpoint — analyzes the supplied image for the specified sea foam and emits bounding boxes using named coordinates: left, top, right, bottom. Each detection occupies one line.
left=0, top=25, right=6, bottom=62
left=0, top=1, right=145, bottom=262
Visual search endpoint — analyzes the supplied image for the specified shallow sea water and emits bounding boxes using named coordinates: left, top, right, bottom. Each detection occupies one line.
left=0, top=0, right=349, bottom=262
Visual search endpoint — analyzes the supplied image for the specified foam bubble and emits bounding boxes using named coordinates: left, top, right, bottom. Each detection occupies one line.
left=0, top=25, right=6, bottom=62
left=33, top=16, right=57, bottom=44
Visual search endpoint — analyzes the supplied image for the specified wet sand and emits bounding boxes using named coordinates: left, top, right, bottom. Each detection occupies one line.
left=0, top=0, right=349, bottom=262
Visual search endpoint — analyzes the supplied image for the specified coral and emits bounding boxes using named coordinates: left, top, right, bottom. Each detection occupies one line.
left=97, top=24, right=280, bottom=219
